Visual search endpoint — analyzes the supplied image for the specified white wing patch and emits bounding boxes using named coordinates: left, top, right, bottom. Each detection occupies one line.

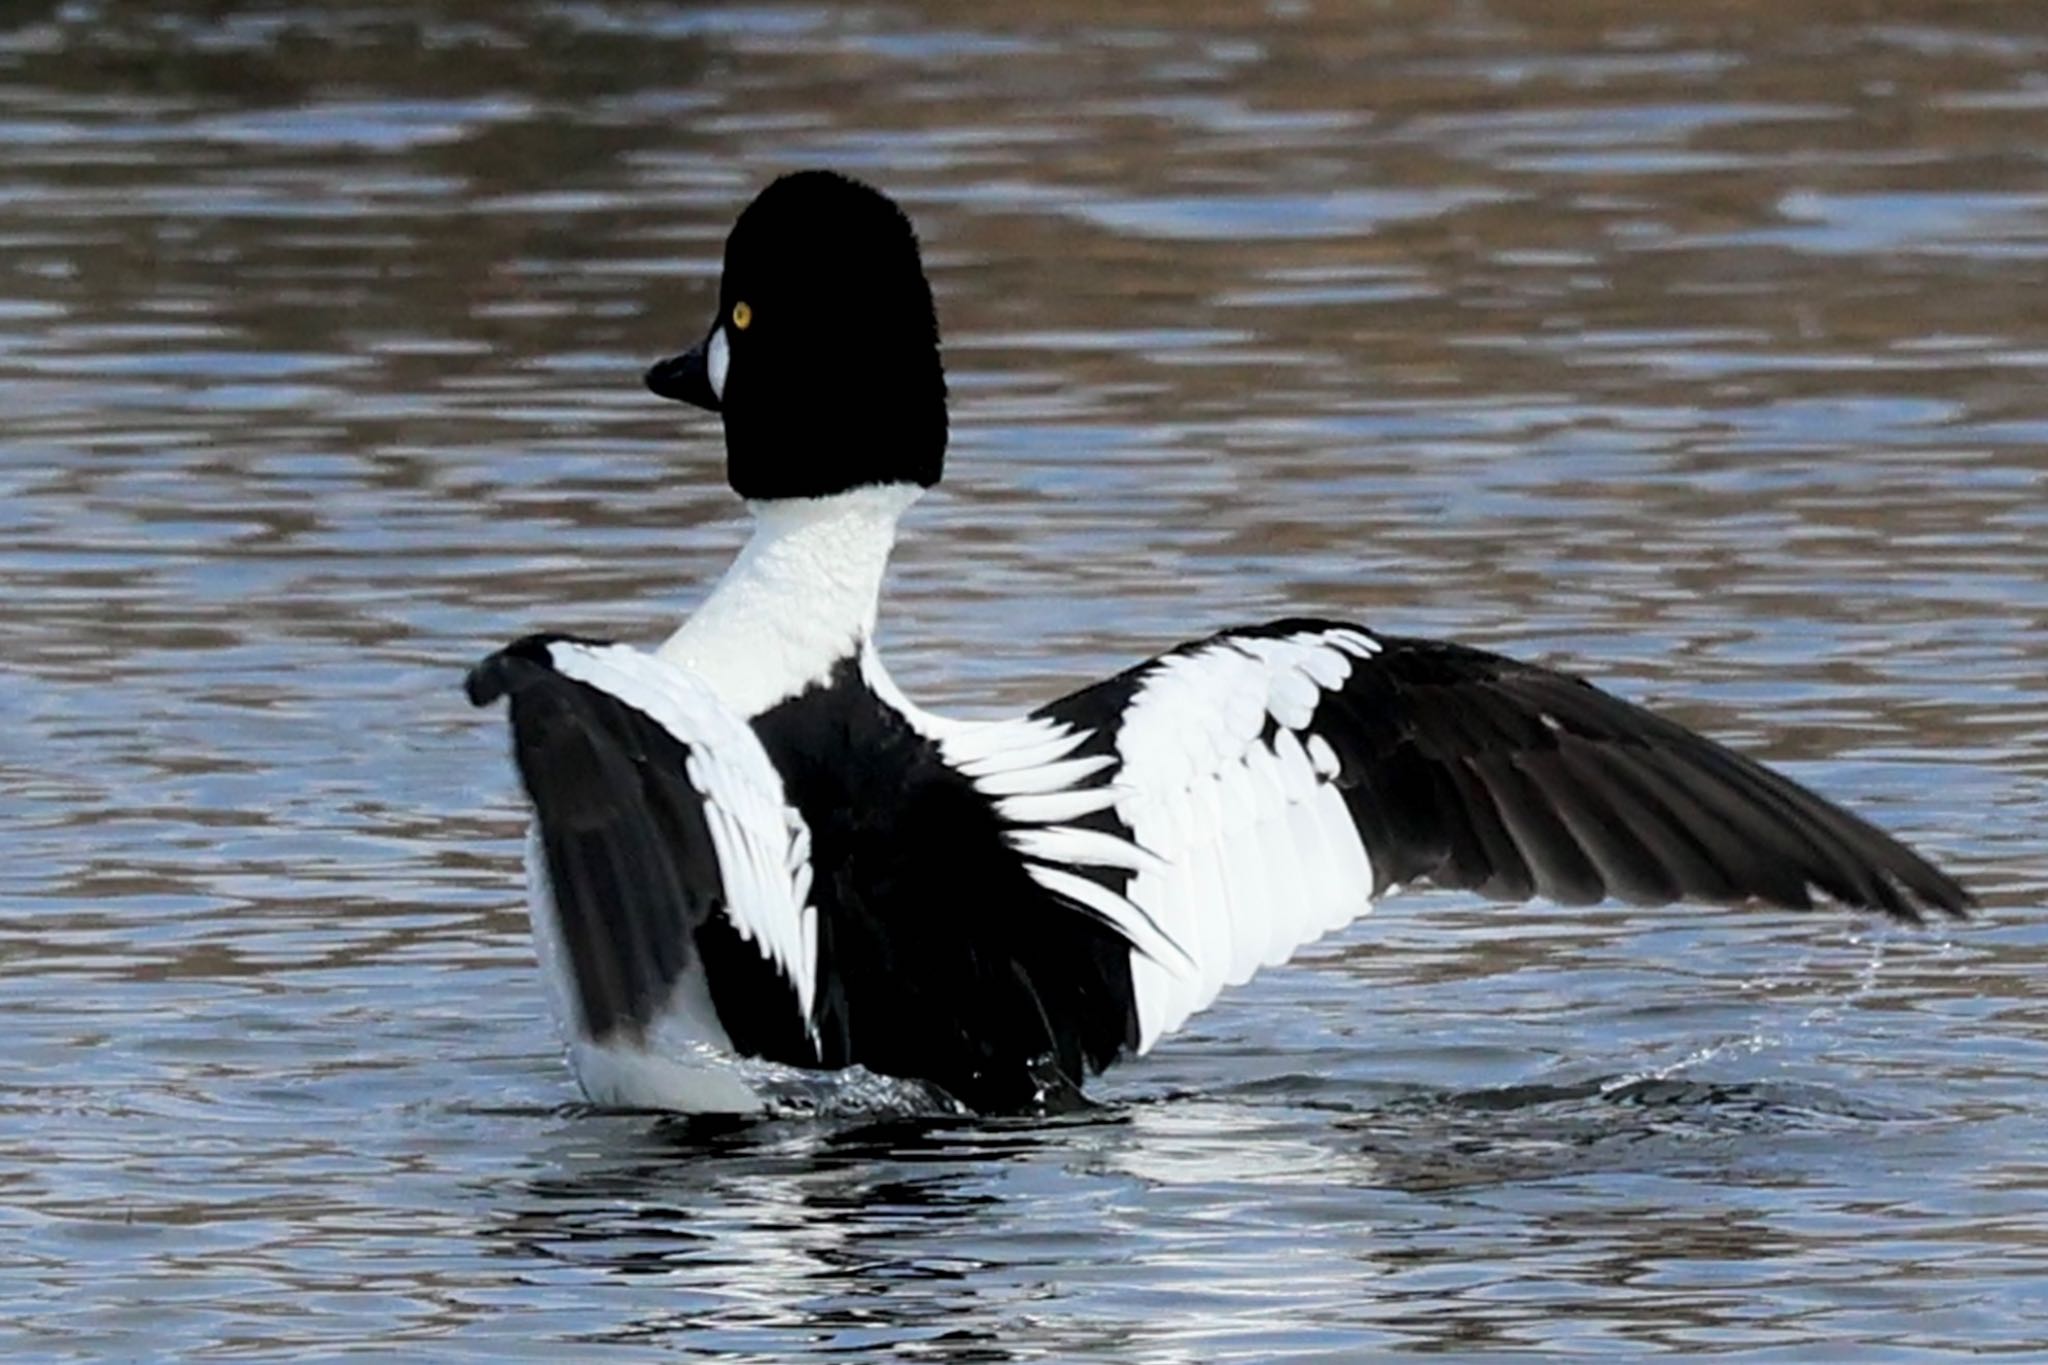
left=545, top=640, right=822, bottom=1030
left=865, top=630, right=1384, bottom=1055
left=1114, top=629, right=1381, bottom=1049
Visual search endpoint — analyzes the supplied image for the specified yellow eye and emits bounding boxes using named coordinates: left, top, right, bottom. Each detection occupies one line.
left=731, top=300, right=753, bottom=331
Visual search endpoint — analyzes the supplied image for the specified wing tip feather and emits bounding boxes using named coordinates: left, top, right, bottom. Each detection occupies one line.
left=466, top=633, right=605, bottom=708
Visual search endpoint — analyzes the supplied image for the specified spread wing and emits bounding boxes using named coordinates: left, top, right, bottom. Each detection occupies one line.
left=1017, top=619, right=1972, bottom=1052
left=465, top=635, right=818, bottom=1053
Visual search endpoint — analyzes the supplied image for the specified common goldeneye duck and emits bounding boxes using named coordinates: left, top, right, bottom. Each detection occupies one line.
left=468, top=169, right=1971, bottom=1117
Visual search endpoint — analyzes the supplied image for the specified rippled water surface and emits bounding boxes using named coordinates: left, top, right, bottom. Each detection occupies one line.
left=5, top=2, right=2047, bottom=1357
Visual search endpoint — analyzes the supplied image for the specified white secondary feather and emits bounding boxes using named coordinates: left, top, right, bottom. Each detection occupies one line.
left=542, top=639, right=822, bottom=1030
left=1114, top=630, right=1382, bottom=1049
left=874, top=624, right=1386, bottom=1055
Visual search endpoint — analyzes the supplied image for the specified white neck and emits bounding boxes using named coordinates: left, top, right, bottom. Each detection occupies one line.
left=658, top=483, right=922, bottom=716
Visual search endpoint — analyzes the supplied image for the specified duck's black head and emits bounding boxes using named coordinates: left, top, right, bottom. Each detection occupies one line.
left=645, top=171, right=947, bottom=500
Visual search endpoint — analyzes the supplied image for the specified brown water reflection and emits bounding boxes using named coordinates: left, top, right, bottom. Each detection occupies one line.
left=3, top=1, right=2045, bottom=1357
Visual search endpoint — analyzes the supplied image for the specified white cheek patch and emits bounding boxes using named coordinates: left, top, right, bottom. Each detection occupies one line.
left=708, top=328, right=730, bottom=401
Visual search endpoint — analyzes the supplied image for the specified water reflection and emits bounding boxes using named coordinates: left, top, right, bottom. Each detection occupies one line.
left=479, top=1074, right=1978, bottom=1355
left=488, top=1115, right=1080, bottom=1355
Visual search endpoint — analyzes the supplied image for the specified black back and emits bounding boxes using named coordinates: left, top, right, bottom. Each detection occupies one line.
left=747, top=659, right=1139, bottom=1112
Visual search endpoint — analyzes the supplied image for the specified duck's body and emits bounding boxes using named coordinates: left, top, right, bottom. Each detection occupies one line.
left=468, top=171, right=1969, bottom=1115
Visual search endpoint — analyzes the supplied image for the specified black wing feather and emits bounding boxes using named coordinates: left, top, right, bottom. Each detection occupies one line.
left=467, top=637, right=727, bottom=1042
left=1143, top=619, right=1971, bottom=923
left=1317, top=627, right=1971, bottom=922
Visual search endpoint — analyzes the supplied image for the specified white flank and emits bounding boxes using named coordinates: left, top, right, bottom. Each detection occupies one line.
left=526, top=829, right=767, bottom=1114
left=568, top=1040, right=767, bottom=1115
